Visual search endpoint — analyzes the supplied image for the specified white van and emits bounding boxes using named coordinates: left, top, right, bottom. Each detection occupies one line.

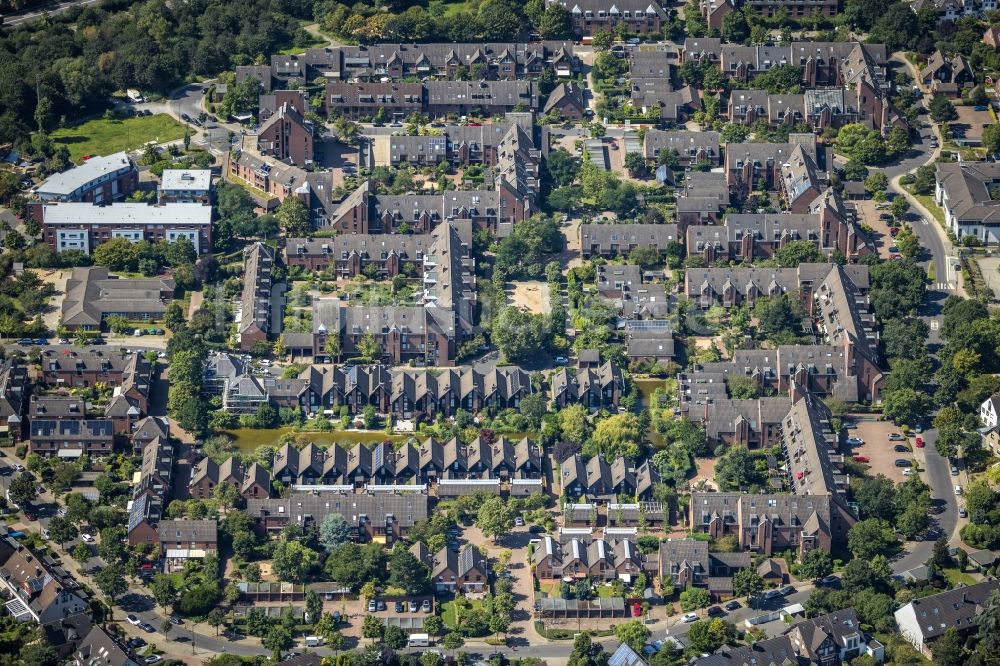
left=407, top=634, right=430, bottom=647
left=305, top=636, right=324, bottom=647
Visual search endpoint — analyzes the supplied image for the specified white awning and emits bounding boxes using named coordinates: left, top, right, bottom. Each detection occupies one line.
left=166, top=549, right=207, bottom=559
left=57, top=449, right=84, bottom=458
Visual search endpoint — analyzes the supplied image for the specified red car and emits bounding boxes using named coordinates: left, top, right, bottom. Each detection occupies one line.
left=915, top=437, right=924, bottom=448
left=853, top=455, right=870, bottom=463
left=889, top=227, right=901, bottom=236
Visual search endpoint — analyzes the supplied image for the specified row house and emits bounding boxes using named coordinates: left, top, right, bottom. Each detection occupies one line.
left=685, top=191, right=864, bottom=264
left=255, top=103, right=314, bottom=166
left=936, top=161, right=1000, bottom=245
left=189, top=456, right=271, bottom=501
left=245, top=491, right=429, bottom=544
left=412, top=542, right=491, bottom=594
left=683, top=396, right=792, bottom=451
left=227, top=151, right=318, bottom=208
left=596, top=265, right=670, bottom=320
left=690, top=491, right=837, bottom=557
left=0, top=361, right=28, bottom=443
left=284, top=234, right=432, bottom=276
left=675, top=172, right=729, bottom=235
left=127, top=435, right=174, bottom=547
left=326, top=180, right=531, bottom=234
left=728, top=89, right=855, bottom=131
left=641, top=130, right=721, bottom=166
left=157, top=519, right=219, bottom=572
left=547, top=0, right=668, bottom=36
left=680, top=40, right=887, bottom=89
left=386, top=112, right=542, bottom=169
left=550, top=361, right=625, bottom=411
left=532, top=537, right=643, bottom=581
left=272, top=435, right=541, bottom=487
left=895, top=580, right=1000, bottom=657
left=39, top=351, right=154, bottom=409
left=386, top=363, right=528, bottom=420
left=783, top=391, right=855, bottom=515
left=630, top=83, right=700, bottom=122
left=580, top=223, right=680, bottom=259
left=312, top=42, right=575, bottom=81
left=723, top=134, right=819, bottom=197
left=235, top=64, right=273, bottom=92
left=238, top=243, right=275, bottom=352
left=29, top=395, right=132, bottom=446
left=695, top=609, right=884, bottom=666
left=312, top=300, right=458, bottom=367
left=325, top=80, right=538, bottom=119
left=28, top=419, right=114, bottom=458
left=542, top=82, right=587, bottom=120
left=258, top=89, right=308, bottom=122
left=560, top=454, right=661, bottom=501
left=685, top=262, right=874, bottom=308
left=657, top=538, right=752, bottom=597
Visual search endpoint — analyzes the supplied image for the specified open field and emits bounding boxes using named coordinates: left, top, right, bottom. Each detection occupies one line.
left=508, top=280, right=551, bottom=315
left=52, top=114, right=187, bottom=162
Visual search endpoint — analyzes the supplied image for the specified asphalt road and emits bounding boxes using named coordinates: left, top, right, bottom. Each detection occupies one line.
left=1, top=0, right=104, bottom=27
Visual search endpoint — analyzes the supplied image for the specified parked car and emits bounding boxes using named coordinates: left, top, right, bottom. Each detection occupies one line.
left=144, top=657, right=162, bottom=665
left=894, top=444, right=910, bottom=452
left=955, top=485, right=963, bottom=495
left=724, top=600, right=741, bottom=611
left=706, top=606, right=724, bottom=617
left=915, top=437, right=924, bottom=448
left=395, top=601, right=404, bottom=613
left=128, top=638, right=147, bottom=649
left=895, top=459, right=912, bottom=467
left=554, top=356, right=569, bottom=365
left=421, top=599, right=432, bottom=612
left=951, top=466, right=959, bottom=476
left=853, top=455, right=870, bottom=463
left=846, top=437, right=864, bottom=446
left=408, top=600, right=418, bottom=613
left=367, top=600, right=376, bottom=612
left=139, top=622, right=155, bottom=633
left=81, top=533, right=94, bottom=543
left=959, top=506, right=968, bottom=518
left=888, top=433, right=905, bottom=441
left=903, top=468, right=916, bottom=476
left=127, top=615, right=141, bottom=626
left=682, top=612, right=699, bottom=623
left=514, top=516, right=524, bottom=527
left=376, top=600, right=386, bottom=612
left=820, top=575, right=839, bottom=586
left=779, top=586, right=796, bottom=596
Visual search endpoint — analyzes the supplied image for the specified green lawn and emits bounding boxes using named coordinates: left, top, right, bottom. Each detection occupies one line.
left=430, top=0, right=471, bottom=18
left=52, top=114, right=187, bottom=162
left=942, top=567, right=977, bottom=586
left=911, top=192, right=947, bottom=228
left=441, top=598, right=485, bottom=630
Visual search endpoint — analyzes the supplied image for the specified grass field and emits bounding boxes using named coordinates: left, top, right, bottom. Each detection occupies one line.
left=430, top=0, right=470, bottom=17
left=52, top=114, right=187, bottom=162
left=942, top=567, right=977, bottom=586
left=912, top=192, right=947, bottom=228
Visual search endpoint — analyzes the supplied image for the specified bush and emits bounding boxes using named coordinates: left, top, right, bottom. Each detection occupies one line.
left=175, top=583, right=221, bottom=617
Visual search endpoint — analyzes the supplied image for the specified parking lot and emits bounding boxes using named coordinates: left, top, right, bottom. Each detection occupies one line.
left=846, top=418, right=914, bottom=483
left=854, top=199, right=898, bottom=260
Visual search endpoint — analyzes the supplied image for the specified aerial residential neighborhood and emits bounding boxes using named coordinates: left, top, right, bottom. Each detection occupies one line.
left=2, top=1, right=1000, bottom=666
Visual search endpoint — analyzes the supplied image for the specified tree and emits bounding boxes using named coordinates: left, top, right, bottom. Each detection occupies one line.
left=360, top=581, right=378, bottom=602
left=46, top=516, right=78, bottom=548
left=95, top=566, right=127, bottom=604
left=383, top=624, right=408, bottom=649
left=362, top=615, right=384, bottom=640
left=388, top=543, right=431, bottom=594
left=929, top=94, right=958, bottom=123
left=476, top=496, right=514, bottom=543
left=263, top=625, right=293, bottom=659
left=319, top=514, right=353, bottom=552
left=864, top=172, right=888, bottom=195
left=852, top=475, right=897, bottom=521
left=628, top=245, right=662, bottom=270
left=890, top=196, right=909, bottom=222
left=732, top=567, right=764, bottom=599
left=894, top=226, right=918, bottom=258
left=799, top=549, right=833, bottom=580
left=983, top=123, right=1000, bottom=155
left=276, top=196, right=311, bottom=236
left=775, top=240, right=820, bottom=267
left=680, top=587, right=711, bottom=611
left=613, top=620, right=651, bottom=651
left=207, top=608, right=226, bottom=636
left=305, top=589, right=323, bottom=625
left=163, top=301, right=186, bottom=332
left=897, top=503, right=930, bottom=540
left=585, top=412, right=644, bottom=461
left=687, top=619, right=734, bottom=654
left=624, top=152, right=646, bottom=177
left=356, top=333, right=380, bottom=363
left=492, top=306, right=551, bottom=363
left=271, top=540, right=319, bottom=583
left=882, top=388, right=931, bottom=426
left=73, top=543, right=90, bottom=562
left=929, top=627, right=964, bottom=666
left=881, top=318, right=928, bottom=360
left=443, top=631, right=465, bottom=655
left=847, top=518, right=900, bottom=560
left=715, top=446, right=761, bottom=491
left=7, top=474, right=37, bottom=507
left=836, top=123, right=886, bottom=165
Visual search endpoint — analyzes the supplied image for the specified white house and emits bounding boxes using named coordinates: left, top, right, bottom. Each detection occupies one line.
left=980, top=394, right=1000, bottom=429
